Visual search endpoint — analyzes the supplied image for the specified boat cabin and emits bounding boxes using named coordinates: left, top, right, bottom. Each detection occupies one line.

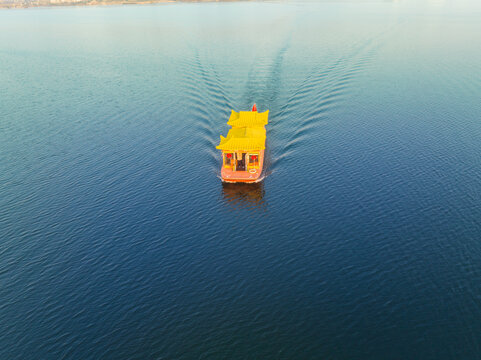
left=223, top=152, right=260, bottom=172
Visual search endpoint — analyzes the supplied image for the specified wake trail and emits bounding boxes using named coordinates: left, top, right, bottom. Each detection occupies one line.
left=269, top=29, right=394, bottom=170
left=180, top=50, right=235, bottom=170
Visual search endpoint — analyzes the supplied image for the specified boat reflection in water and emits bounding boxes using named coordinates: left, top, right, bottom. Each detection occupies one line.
left=221, top=181, right=266, bottom=210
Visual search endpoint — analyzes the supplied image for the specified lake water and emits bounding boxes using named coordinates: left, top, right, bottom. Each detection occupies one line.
left=1, top=1, right=481, bottom=358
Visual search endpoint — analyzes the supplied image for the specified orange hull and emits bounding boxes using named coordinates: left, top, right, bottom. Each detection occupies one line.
left=221, top=149, right=264, bottom=183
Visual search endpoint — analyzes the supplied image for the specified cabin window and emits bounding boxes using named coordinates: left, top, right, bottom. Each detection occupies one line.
left=224, top=153, right=233, bottom=166
left=249, top=154, right=259, bottom=166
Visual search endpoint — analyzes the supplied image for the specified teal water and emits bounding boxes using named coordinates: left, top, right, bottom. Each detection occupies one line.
left=1, top=1, right=481, bottom=358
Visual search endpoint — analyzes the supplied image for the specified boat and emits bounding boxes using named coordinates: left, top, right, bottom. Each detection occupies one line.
left=216, top=104, right=268, bottom=183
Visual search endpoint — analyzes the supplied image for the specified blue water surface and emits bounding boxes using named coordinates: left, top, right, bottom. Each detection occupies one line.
left=1, top=1, right=481, bottom=358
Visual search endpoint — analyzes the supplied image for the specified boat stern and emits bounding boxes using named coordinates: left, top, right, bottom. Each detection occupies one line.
left=220, top=149, right=264, bottom=183
left=221, top=167, right=262, bottom=183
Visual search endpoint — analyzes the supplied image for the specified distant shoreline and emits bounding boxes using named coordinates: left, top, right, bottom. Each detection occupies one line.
left=0, top=0, right=250, bottom=9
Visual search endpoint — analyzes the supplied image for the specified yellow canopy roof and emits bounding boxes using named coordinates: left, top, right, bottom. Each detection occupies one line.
left=216, top=126, right=266, bottom=151
left=227, top=110, right=269, bottom=128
